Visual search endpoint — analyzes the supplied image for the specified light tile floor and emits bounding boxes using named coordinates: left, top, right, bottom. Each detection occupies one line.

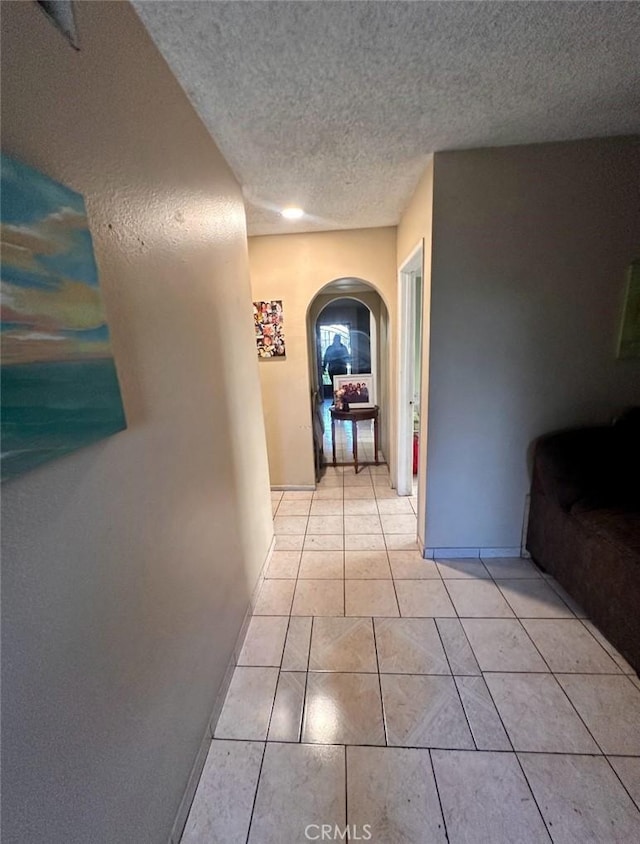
left=181, top=466, right=640, bottom=843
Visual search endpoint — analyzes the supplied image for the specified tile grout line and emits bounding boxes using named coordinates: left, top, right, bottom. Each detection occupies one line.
left=456, top=587, right=614, bottom=774
left=494, top=601, right=612, bottom=758
left=511, top=749, right=555, bottom=843
left=294, top=493, right=314, bottom=744
left=344, top=745, right=349, bottom=842
left=452, top=616, right=554, bottom=842
left=432, top=617, right=479, bottom=752
left=602, top=752, right=640, bottom=818
left=371, top=616, right=389, bottom=747
left=428, top=749, right=451, bottom=843
left=300, top=615, right=313, bottom=743
left=202, top=736, right=640, bottom=758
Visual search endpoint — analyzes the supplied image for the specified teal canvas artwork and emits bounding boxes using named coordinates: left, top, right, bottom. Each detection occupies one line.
left=1, top=154, right=126, bottom=482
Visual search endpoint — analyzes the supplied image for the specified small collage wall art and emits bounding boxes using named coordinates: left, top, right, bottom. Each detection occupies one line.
left=253, top=299, right=285, bottom=358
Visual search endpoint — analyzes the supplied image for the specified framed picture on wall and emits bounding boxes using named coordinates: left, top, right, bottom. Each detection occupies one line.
left=253, top=299, right=285, bottom=358
left=333, top=373, right=375, bottom=408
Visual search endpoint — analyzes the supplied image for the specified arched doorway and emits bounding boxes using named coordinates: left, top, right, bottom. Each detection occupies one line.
left=306, top=278, right=390, bottom=475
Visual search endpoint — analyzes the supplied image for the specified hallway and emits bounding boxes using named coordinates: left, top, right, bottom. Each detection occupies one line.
left=180, top=467, right=640, bottom=843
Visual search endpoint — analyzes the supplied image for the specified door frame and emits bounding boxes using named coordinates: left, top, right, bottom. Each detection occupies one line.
left=396, top=240, right=424, bottom=496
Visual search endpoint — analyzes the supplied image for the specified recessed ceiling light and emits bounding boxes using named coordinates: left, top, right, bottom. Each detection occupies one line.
left=281, top=207, right=304, bottom=220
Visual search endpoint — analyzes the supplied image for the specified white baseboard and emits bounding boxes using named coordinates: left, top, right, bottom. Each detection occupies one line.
left=424, top=546, right=523, bottom=559
left=270, top=484, right=316, bottom=491
left=169, top=535, right=275, bottom=844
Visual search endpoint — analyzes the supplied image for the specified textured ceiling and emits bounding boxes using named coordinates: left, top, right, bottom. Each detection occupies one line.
left=134, top=1, right=640, bottom=236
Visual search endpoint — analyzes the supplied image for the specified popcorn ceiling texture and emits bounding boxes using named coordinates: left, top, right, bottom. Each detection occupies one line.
left=135, top=1, right=640, bottom=236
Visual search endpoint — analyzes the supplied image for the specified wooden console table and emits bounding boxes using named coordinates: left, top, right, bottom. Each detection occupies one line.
left=330, top=405, right=379, bottom=473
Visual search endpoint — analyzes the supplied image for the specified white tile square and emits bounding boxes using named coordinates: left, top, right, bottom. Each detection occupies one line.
left=376, top=497, right=414, bottom=514
left=238, top=616, right=289, bottom=666
left=344, top=514, right=382, bottom=534
left=432, top=750, right=549, bottom=844
left=389, top=551, right=440, bottom=579
left=276, top=499, right=312, bottom=516
left=248, top=744, right=345, bottom=843
left=280, top=617, right=311, bottom=672
left=345, top=580, right=399, bottom=616
left=266, top=550, right=300, bottom=579
left=520, top=753, right=640, bottom=843
left=485, top=673, right=600, bottom=754
left=310, top=500, right=344, bottom=516
left=275, top=535, right=304, bottom=551
left=436, top=558, right=490, bottom=580
left=344, top=550, right=391, bottom=579
left=292, top=580, right=345, bottom=616
left=304, top=534, right=344, bottom=551
left=309, top=617, right=377, bottom=672
left=608, top=756, right=640, bottom=808
left=343, top=499, right=378, bottom=515
left=282, top=490, right=313, bottom=501
left=455, top=675, right=511, bottom=750
left=181, top=740, right=263, bottom=843
left=374, top=617, right=450, bottom=674
left=521, top=619, right=621, bottom=673
left=446, top=580, right=515, bottom=618
left=496, top=579, right=574, bottom=618
left=313, top=487, right=344, bottom=500
left=214, top=667, right=279, bottom=740
left=273, top=515, right=308, bottom=535
left=268, top=672, right=306, bottom=742
left=253, top=579, right=295, bottom=615
left=481, top=556, right=542, bottom=579
left=307, top=515, right=344, bottom=534
left=384, top=533, right=420, bottom=550
left=343, top=486, right=375, bottom=499
left=303, top=672, right=385, bottom=745
left=461, top=618, right=548, bottom=672
left=435, top=618, right=481, bottom=675
left=381, top=514, right=418, bottom=534
left=347, top=747, right=446, bottom=844
left=299, top=550, right=344, bottom=579
left=345, top=533, right=386, bottom=550
left=557, top=674, right=640, bottom=755
left=395, top=580, right=456, bottom=617
left=381, top=674, right=474, bottom=749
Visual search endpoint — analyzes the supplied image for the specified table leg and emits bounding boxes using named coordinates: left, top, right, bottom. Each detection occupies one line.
left=331, top=417, right=336, bottom=465
left=352, top=419, right=358, bottom=473
left=374, top=414, right=379, bottom=465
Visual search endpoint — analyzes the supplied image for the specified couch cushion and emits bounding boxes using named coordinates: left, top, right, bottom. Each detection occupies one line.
left=571, top=506, right=640, bottom=560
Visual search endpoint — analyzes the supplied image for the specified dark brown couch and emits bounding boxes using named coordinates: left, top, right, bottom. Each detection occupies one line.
left=526, top=410, right=640, bottom=674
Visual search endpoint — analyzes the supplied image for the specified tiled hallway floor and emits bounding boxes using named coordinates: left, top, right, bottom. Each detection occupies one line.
left=181, top=466, right=640, bottom=843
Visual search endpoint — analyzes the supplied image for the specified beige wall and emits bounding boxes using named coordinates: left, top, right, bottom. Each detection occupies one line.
left=249, top=227, right=398, bottom=486
left=1, top=3, right=272, bottom=843
left=426, top=137, right=640, bottom=553
left=397, top=158, right=434, bottom=546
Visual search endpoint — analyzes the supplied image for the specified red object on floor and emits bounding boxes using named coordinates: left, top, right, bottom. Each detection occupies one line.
left=413, top=432, right=419, bottom=475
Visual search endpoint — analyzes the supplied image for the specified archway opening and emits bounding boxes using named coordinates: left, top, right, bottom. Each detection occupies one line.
left=307, top=278, right=390, bottom=477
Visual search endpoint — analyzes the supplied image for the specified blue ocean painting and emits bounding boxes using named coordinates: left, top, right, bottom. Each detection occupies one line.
left=1, top=155, right=126, bottom=482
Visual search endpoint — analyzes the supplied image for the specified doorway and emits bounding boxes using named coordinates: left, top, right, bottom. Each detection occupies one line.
left=307, top=280, right=388, bottom=475
left=397, top=242, right=424, bottom=496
